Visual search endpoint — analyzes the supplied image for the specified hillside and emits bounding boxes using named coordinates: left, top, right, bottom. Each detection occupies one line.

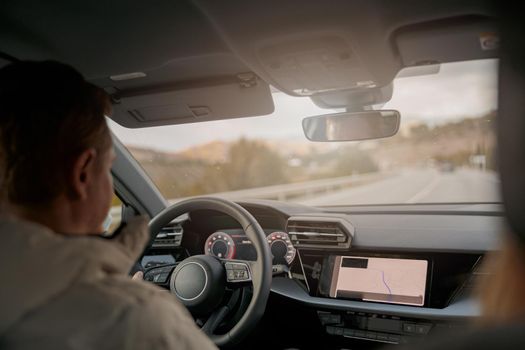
left=126, top=114, right=496, bottom=199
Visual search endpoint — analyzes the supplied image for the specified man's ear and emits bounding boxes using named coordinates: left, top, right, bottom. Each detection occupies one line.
left=70, top=148, right=97, bottom=200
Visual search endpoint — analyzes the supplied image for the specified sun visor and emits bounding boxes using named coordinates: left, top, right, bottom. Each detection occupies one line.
left=109, top=73, right=274, bottom=128
left=395, top=17, right=498, bottom=66
left=310, top=84, right=393, bottom=110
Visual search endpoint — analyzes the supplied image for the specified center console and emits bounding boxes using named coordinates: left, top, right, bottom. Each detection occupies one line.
left=318, top=310, right=434, bottom=345
left=285, top=250, right=481, bottom=345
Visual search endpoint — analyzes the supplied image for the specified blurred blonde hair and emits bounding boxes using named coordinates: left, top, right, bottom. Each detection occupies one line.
left=479, top=233, right=525, bottom=325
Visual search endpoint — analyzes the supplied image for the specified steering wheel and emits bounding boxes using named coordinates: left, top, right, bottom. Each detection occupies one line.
left=148, top=197, right=272, bottom=347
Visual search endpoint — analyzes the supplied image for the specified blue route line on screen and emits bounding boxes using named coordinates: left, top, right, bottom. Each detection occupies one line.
left=381, top=270, right=392, bottom=296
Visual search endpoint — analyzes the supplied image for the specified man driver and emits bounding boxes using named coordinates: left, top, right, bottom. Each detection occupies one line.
left=0, top=60, right=217, bottom=350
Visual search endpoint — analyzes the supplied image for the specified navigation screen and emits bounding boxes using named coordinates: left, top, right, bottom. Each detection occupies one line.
left=329, top=256, right=428, bottom=306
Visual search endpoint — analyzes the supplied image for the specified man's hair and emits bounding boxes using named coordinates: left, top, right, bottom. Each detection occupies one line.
left=0, top=60, right=112, bottom=206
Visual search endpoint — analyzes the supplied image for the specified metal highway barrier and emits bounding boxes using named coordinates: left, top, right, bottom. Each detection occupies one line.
left=168, top=171, right=392, bottom=203
left=109, top=171, right=392, bottom=225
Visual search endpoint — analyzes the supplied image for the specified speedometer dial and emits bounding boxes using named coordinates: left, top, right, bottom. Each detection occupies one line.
left=267, top=231, right=296, bottom=265
left=204, top=232, right=235, bottom=259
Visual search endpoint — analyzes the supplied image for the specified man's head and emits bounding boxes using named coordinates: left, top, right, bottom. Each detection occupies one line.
left=0, top=60, right=114, bottom=234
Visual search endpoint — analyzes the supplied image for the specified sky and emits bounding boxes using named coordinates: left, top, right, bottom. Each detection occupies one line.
left=109, top=59, right=498, bottom=153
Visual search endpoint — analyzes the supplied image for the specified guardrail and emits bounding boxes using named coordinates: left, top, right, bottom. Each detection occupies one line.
left=168, top=171, right=391, bottom=203
left=109, top=171, right=391, bottom=224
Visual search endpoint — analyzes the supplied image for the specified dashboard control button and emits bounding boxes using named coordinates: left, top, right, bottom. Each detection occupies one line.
left=161, top=266, right=174, bottom=273
left=415, top=324, right=431, bottom=334
left=157, top=272, right=170, bottom=283
left=334, top=327, right=344, bottom=336
left=376, top=333, right=389, bottom=342
left=354, top=330, right=366, bottom=338
left=326, top=326, right=336, bottom=335
left=366, top=332, right=377, bottom=340
left=343, top=328, right=354, bottom=337
left=233, top=270, right=244, bottom=279
left=318, top=313, right=331, bottom=324
left=224, top=262, right=251, bottom=282
left=328, top=314, right=341, bottom=324
left=388, top=335, right=401, bottom=343
left=403, top=323, right=416, bottom=333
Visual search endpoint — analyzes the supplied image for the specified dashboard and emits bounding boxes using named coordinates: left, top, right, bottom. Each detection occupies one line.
left=143, top=201, right=503, bottom=347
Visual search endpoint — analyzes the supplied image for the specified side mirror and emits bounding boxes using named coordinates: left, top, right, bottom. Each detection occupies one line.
left=302, top=110, right=401, bottom=142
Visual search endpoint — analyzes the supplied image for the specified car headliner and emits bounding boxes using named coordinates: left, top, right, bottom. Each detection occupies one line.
left=2, top=0, right=496, bottom=93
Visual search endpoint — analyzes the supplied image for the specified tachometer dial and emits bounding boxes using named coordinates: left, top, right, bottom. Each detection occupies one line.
left=267, top=231, right=296, bottom=265
left=204, top=232, right=235, bottom=259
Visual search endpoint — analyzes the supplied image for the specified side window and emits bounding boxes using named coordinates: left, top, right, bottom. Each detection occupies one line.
left=108, top=194, right=123, bottom=233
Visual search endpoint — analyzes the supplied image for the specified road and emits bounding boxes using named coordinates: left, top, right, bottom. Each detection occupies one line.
left=108, top=168, right=500, bottom=227
left=295, top=168, right=501, bottom=206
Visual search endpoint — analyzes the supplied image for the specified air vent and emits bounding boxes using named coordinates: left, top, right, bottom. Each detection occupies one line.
left=286, top=216, right=354, bottom=249
left=152, top=222, right=183, bottom=248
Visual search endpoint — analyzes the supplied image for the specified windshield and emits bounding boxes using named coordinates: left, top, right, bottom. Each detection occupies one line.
left=109, top=59, right=500, bottom=206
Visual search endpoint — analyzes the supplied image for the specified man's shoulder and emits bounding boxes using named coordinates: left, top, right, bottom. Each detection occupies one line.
left=40, top=277, right=217, bottom=349
left=85, top=277, right=218, bottom=349
left=71, top=275, right=181, bottom=310
left=73, top=276, right=208, bottom=327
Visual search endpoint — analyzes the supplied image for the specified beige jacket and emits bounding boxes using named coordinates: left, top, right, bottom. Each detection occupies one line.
left=0, top=215, right=217, bottom=350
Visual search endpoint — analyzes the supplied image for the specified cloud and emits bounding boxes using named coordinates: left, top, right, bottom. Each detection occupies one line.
left=386, top=59, right=497, bottom=124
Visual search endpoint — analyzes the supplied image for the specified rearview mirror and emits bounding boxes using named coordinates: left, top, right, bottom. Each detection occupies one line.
left=302, top=110, right=400, bottom=142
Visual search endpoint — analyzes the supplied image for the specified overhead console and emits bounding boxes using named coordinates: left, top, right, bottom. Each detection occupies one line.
left=256, top=34, right=380, bottom=95
left=192, top=1, right=402, bottom=96
left=310, top=83, right=393, bottom=110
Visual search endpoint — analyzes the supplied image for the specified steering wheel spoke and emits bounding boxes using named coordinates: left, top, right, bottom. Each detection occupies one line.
left=200, top=288, right=242, bottom=335
left=201, top=305, right=230, bottom=336
left=221, top=259, right=255, bottom=285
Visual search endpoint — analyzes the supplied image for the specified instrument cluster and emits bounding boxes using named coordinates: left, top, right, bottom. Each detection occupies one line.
left=204, top=230, right=296, bottom=265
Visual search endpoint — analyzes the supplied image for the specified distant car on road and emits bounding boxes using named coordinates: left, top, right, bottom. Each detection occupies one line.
left=439, top=161, right=455, bottom=172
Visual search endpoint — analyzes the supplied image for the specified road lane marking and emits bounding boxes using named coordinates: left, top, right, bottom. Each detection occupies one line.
left=405, top=176, right=441, bottom=203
